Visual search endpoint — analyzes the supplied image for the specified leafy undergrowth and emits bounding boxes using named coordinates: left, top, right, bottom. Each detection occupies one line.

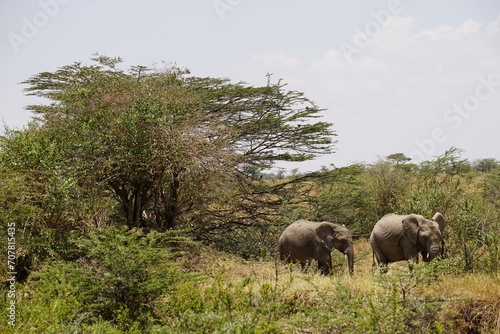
left=1, top=232, right=499, bottom=333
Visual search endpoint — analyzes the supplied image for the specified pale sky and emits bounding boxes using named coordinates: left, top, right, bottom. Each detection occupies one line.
left=1, top=0, right=500, bottom=171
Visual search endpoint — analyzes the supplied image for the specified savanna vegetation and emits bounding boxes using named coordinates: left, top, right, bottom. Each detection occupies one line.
left=1, top=56, right=499, bottom=333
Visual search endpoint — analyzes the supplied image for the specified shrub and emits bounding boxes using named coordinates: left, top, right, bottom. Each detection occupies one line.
left=77, top=227, right=183, bottom=330
left=3, top=261, right=96, bottom=333
left=2, top=227, right=189, bottom=333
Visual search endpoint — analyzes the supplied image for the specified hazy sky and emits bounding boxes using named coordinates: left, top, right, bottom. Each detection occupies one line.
left=1, top=0, right=499, bottom=171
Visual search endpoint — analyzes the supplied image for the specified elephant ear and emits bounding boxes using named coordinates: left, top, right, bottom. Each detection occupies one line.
left=315, top=222, right=335, bottom=251
left=402, top=215, right=420, bottom=245
left=432, top=212, right=446, bottom=233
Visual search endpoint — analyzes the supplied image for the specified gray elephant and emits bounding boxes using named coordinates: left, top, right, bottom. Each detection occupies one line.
left=370, top=212, right=445, bottom=269
left=279, top=220, right=354, bottom=275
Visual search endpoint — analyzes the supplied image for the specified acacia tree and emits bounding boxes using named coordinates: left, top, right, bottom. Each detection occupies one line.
left=20, top=55, right=335, bottom=233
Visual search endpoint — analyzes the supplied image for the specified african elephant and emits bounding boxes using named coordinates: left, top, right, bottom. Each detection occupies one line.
left=370, top=212, right=445, bottom=269
left=278, top=220, right=354, bottom=275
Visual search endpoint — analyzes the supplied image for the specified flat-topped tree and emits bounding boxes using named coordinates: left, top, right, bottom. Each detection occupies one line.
left=22, top=55, right=336, bottom=230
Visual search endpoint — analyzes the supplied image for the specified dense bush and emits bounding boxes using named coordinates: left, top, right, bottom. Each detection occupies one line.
left=1, top=228, right=191, bottom=333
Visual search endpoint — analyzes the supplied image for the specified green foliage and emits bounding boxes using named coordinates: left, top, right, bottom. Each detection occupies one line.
left=482, top=168, right=500, bottom=206
left=339, top=262, right=447, bottom=334
left=365, top=160, right=413, bottom=217
left=445, top=194, right=486, bottom=271
left=313, top=159, right=415, bottom=238
left=401, top=149, right=498, bottom=272
left=386, top=153, right=411, bottom=163
left=419, top=147, right=472, bottom=175
left=77, top=227, right=183, bottom=328
left=472, top=158, right=499, bottom=173
left=0, top=124, right=114, bottom=279
left=402, top=148, right=469, bottom=216
left=313, top=164, right=376, bottom=236
left=6, top=261, right=91, bottom=333
left=483, top=232, right=500, bottom=274
left=2, top=231, right=498, bottom=333
left=153, top=266, right=303, bottom=333
left=0, top=227, right=190, bottom=333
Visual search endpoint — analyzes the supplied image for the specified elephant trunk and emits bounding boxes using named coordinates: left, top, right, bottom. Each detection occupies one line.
left=425, top=246, right=441, bottom=262
left=346, top=246, right=354, bottom=275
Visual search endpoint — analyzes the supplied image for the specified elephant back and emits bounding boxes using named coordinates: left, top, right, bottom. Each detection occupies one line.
left=373, top=214, right=408, bottom=236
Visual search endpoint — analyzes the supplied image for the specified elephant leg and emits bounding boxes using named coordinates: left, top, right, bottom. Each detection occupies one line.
left=317, top=255, right=332, bottom=275
left=371, top=240, right=389, bottom=273
left=316, top=260, right=322, bottom=272
left=301, top=259, right=312, bottom=273
left=373, top=251, right=389, bottom=274
left=322, top=261, right=332, bottom=276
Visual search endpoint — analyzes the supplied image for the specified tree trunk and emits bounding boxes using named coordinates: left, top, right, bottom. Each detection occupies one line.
left=163, top=171, right=180, bottom=230
left=154, top=189, right=162, bottom=228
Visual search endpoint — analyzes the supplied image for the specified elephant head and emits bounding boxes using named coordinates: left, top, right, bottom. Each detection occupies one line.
left=279, top=220, right=354, bottom=275
left=370, top=212, right=445, bottom=267
left=403, top=212, right=445, bottom=262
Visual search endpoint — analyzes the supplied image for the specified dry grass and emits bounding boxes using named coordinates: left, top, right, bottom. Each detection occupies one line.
left=430, top=274, right=500, bottom=300
left=429, top=274, right=500, bottom=333
left=194, top=239, right=496, bottom=296
left=192, top=238, right=500, bottom=333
